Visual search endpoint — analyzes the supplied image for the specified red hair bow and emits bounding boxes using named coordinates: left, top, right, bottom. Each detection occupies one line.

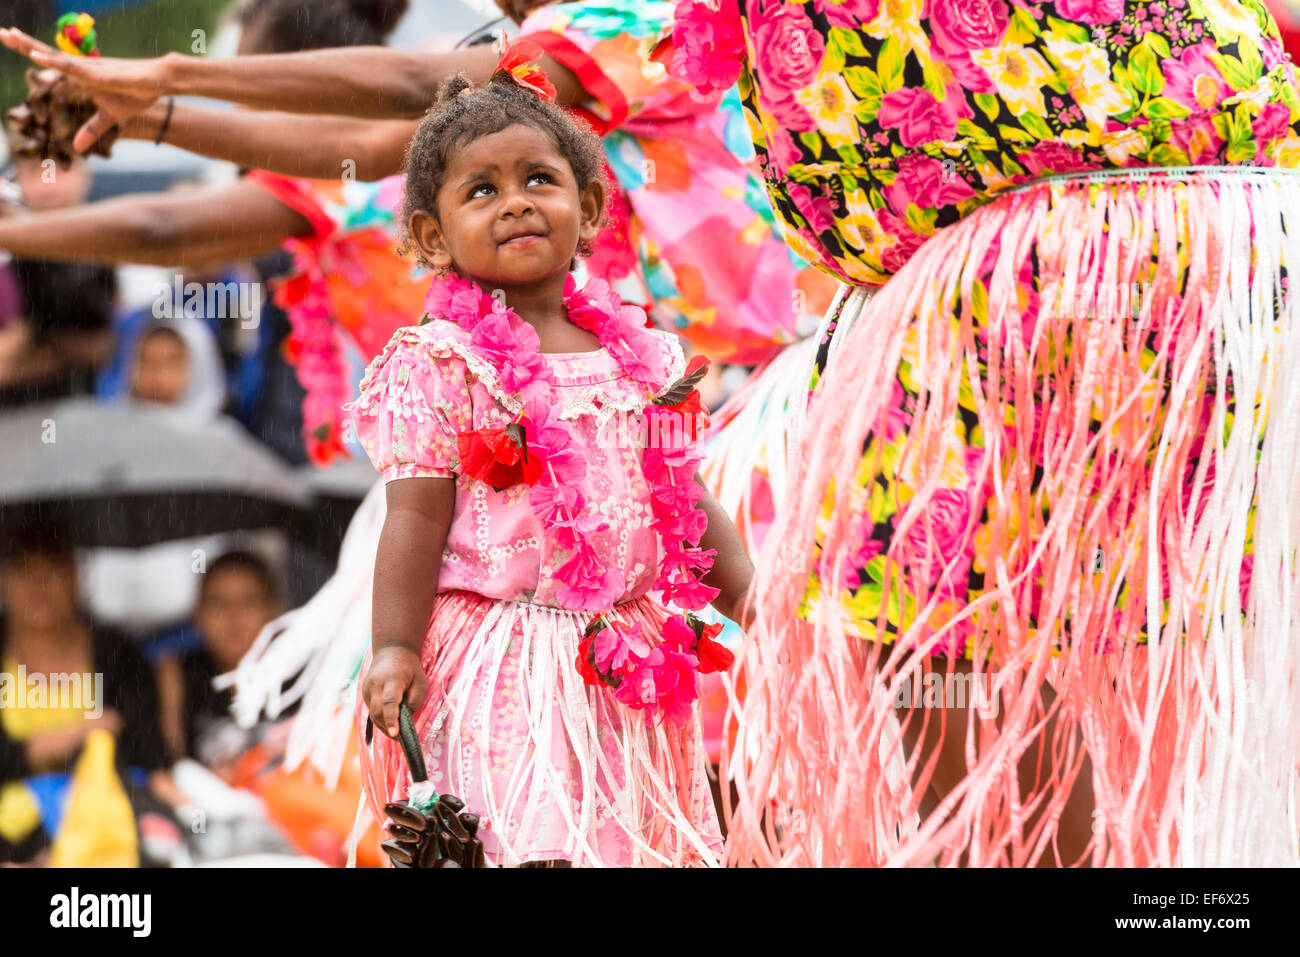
left=491, top=36, right=558, bottom=103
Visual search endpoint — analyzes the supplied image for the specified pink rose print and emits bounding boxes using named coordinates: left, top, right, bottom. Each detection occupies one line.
left=811, top=0, right=880, bottom=29
left=1239, top=554, right=1253, bottom=610
left=1163, top=41, right=1230, bottom=110
left=1168, top=113, right=1225, bottom=163
left=789, top=182, right=839, bottom=234
left=878, top=88, right=962, bottom=147
left=899, top=487, right=977, bottom=592
left=842, top=529, right=884, bottom=591
left=925, top=0, right=1010, bottom=57
left=877, top=209, right=929, bottom=274
left=768, top=125, right=805, bottom=171
left=932, top=41, right=997, bottom=95
left=1252, top=102, right=1292, bottom=149
left=883, top=154, right=977, bottom=216
left=750, top=0, right=825, bottom=95
left=1018, top=141, right=1098, bottom=177
left=877, top=379, right=912, bottom=440
left=1055, top=0, right=1125, bottom=25
left=1261, top=35, right=1287, bottom=71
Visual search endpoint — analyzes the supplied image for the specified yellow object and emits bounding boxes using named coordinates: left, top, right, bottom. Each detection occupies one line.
left=0, top=658, right=87, bottom=742
left=54, top=13, right=96, bottom=57
left=0, top=781, right=42, bottom=844
left=49, top=729, right=138, bottom=868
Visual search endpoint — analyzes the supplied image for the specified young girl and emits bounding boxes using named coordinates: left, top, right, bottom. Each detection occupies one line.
left=346, top=51, right=753, bottom=867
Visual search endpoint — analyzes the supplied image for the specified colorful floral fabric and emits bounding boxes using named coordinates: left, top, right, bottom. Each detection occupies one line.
left=800, top=169, right=1288, bottom=659
left=521, top=0, right=839, bottom=362
left=727, top=0, right=1300, bottom=286
left=246, top=171, right=430, bottom=463
left=345, top=317, right=686, bottom=607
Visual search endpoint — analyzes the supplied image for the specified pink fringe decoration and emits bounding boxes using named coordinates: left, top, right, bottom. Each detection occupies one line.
left=725, top=169, right=1300, bottom=867
left=356, top=590, right=723, bottom=867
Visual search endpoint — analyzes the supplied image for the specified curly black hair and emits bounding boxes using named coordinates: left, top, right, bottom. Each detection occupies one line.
left=235, top=0, right=408, bottom=51
left=399, top=72, right=609, bottom=269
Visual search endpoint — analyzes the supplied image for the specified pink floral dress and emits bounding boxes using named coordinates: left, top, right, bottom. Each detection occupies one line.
left=345, top=317, right=724, bottom=867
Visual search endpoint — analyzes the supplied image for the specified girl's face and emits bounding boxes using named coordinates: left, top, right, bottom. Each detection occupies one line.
left=411, top=124, right=602, bottom=291
left=130, top=332, right=190, bottom=405
left=0, top=551, right=79, bottom=635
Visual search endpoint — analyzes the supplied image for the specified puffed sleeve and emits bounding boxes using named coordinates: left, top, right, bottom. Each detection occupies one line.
left=344, top=328, right=474, bottom=482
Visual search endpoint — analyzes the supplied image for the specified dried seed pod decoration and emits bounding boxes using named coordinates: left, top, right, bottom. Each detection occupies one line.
left=4, top=14, right=118, bottom=168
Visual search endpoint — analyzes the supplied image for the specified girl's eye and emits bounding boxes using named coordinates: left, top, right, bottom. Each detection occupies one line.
left=469, top=184, right=494, bottom=199
left=527, top=172, right=552, bottom=186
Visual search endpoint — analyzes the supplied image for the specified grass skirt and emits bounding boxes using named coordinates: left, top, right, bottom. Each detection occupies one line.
left=726, top=167, right=1300, bottom=867
left=357, top=590, right=724, bottom=867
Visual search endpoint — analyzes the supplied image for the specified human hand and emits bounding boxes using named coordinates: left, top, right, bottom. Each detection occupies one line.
left=0, top=28, right=165, bottom=152
left=363, top=647, right=428, bottom=739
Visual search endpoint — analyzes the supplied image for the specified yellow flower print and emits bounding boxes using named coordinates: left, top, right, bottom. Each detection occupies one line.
left=971, top=43, right=1055, bottom=118
left=1273, top=132, right=1300, bottom=168
left=1043, top=37, right=1131, bottom=128
left=1101, top=126, right=1149, bottom=165
left=841, top=187, right=896, bottom=262
left=1195, top=0, right=1263, bottom=40
left=865, top=0, right=928, bottom=58
left=975, top=159, right=1012, bottom=192
left=1228, top=75, right=1275, bottom=111
left=795, top=72, right=859, bottom=148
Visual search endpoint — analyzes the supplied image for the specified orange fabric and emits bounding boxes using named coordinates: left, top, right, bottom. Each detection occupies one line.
left=229, top=733, right=382, bottom=868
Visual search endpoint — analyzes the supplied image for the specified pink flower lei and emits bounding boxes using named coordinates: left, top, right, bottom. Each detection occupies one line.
left=423, top=274, right=719, bottom=620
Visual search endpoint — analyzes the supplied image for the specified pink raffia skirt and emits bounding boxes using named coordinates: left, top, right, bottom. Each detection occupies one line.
left=356, top=589, right=723, bottom=867
left=726, top=167, right=1300, bottom=868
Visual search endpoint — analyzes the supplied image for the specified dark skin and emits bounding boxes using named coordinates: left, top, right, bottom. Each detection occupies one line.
left=363, top=124, right=755, bottom=737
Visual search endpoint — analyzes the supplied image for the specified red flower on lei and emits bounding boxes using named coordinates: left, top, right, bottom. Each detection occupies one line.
left=576, top=612, right=733, bottom=726
left=455, top=422, right=542, bottom=491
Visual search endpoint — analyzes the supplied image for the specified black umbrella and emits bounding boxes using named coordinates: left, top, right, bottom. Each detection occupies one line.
left=0, top=399, right=312, bottom=548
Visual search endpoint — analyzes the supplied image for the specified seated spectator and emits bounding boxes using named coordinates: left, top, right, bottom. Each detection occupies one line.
left=156, top=551, right=280, bottom=767
left=0, top=524, right=178, bottom=864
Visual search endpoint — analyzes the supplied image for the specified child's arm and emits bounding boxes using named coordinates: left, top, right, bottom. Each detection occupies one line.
left=363, top=476, right=456, bottom=739
left=695, top=476, right=756, bottom=630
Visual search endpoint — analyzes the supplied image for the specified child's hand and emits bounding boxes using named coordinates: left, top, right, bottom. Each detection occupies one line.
left=363, top=647, right=429, bottom=739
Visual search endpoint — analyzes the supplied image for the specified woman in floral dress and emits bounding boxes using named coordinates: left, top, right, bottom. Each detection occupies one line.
left=671, top=0, right=1300, bottom=866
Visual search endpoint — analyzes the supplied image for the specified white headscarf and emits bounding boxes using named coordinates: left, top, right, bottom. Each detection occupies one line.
left=125, top=314, right=228, bottom=420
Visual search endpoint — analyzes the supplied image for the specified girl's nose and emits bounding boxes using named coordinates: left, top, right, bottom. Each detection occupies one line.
left=500, top=188, right=535, bottom=217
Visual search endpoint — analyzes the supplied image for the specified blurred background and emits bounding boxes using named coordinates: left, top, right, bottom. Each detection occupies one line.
left=0, top=0, right=504, bottom=869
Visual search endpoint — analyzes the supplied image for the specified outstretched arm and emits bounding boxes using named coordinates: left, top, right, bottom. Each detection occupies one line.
left=0, top=179, right=311, bottom=267
left=0, top=30, right=587, bottom=153
left=123, top=100, right=417, bottom=181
